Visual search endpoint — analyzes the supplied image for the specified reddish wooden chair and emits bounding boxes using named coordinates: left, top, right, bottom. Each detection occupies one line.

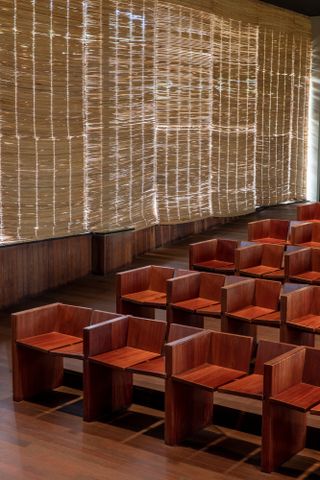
left=128, top=323, right=202, bottom=378
left=235, top=243, right=285, bottom=279
left=221, top=278, right=281, bottom=338
left=297, top=202, right=320, bottom=222
left=167, top=272, right=246, bottom=327
left=280, top=285, right=320, bottom=347
left=218, top=340, right=297, bottom=400
left=12, top=303, right=93, bottom=401
left=83, top=315, right=166, bottom=421
left=164, top=330, right=253, bottom=445
left=291, top=222, right=320, bottom=248
left=285, top=247, right=320, bottom=284
left=116, top=266, right=191, bottom=318
left=189, top=238, right=239, bottom=274
left=248, top=219, right=290, bottom=245
left=262, top=346, right=320, bottom=472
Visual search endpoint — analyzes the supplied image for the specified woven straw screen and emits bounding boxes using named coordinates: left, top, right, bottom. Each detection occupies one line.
left=0, top=0, right=312, bottom=241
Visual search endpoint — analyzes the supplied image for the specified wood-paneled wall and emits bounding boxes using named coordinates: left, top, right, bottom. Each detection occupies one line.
left=0, top=235, right=92, bottom=308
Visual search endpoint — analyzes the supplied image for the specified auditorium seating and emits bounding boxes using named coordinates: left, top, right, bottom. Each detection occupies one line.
left=221, top=278, right=282, bottom=338
left=12, top=303, right=122, bottom=401
left=164, top=329, right=253, bottom=445
left=262, top=346, right=320, bottom=472
left=189, top=238, right=239, bottom=274
left=83, top=315, right=166, bottom=420
left=235, top=243, right=285, bottom=279
left=280, top=285, right=320, bottom=347
left=297, top=202, right=320, bottom=222
left=247, top=219, right=290, bottom=244
left=285, top=247, right=320, bottom=284
left=116, top=265, right=191, bottom=318
left=291, top=222, right=320, bottom=248
left=167, top=272, right=246, bottom=327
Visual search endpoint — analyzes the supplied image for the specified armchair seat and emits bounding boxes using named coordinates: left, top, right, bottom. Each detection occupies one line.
left=255, top=237, right=287, bottom=245
left=310, top=404, right=320, bottom=415
left=270, top=383, right=320, bottom=412
left=17, top=331, right=83, bottom=352
left=228, top=305, right=275, bottom=322
left=254, top=310, right=280, bottom=326
left=193, top=259, right=234, bottom=271
left=218, top=373, right=263, bottom=400
left=291, top=271, right=320, bottom=282
left=90, top=346, right=161, bottom=370
left=128, top=356, right=165, bottom=378
left=263, top=269, right=284, bottom=280
left=196, top=303, right=221, bottom=316
left=287, top=313, right=320, bottom=331
left=173, top=363, right=246, bottom=391
left=121, top=290, right=166, bottom=306
left=172, top=297, right=218, bottom=312
left=51, top=342, right=84, bottom=359
left=240, top=265, right=279, bottom=277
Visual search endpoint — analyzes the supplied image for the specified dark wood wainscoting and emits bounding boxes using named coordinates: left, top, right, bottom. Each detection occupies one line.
left=0, top=234, right=92, bottom=308
left=92, top=216, right=237, bottom=274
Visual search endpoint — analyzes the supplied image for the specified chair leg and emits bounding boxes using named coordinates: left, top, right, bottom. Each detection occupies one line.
left=165, top=379, right=212, bottom=445
left=12, top=346, right=63, bottom=402
left=221, top=315, right=257, bottom=341
left=83, top=361, right=133, bottom=421
left=280, top=324, right=315, bottom=347
left=261, top=400, right=306, bottom=473
left=167, top=308, right=204, bottom=328
left=118, top=300, right=155, bottom=319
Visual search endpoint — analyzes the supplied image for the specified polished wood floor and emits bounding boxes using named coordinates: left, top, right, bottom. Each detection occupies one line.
left=2, top=204, right=320, bottom=479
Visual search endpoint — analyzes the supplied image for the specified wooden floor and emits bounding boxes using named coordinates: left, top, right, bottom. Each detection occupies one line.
left=3, top=204, right=320, bottom=480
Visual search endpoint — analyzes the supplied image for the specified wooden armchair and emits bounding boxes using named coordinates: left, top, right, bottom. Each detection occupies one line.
left=12, top=303, right=93, bottom=401
left=248, top=219, right=290, bottom=245
left=83, top=315, right=166, bottom=421
left=218, top=340, right=297, bottom=400
left=235, top=243, right=285, bottom=279
left=189, top=238, right=239, bottom=274
left=116, top=265, right=191, bottom=318
left=291, top=222, right=320, bottom=248
left=262, top=346, right=320, bottom=472
left=285, top=247, right=320, bottom=284
left=167, top=272, right=249, bottom=327
left=222, top=278, right=281, bottom=338
left=165, top=330, right=253, bottom=445
left=280, top=285, right=320, bottom=347
left=297, top=202, right=320, bottom=222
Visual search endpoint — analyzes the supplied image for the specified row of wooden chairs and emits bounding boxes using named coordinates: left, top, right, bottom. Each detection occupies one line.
left=12, top=303, right=320, bottom=473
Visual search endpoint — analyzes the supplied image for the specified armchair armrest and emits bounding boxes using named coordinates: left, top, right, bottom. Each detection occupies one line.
left=264, top=347, right=305, bottom=398
left=83, top=316, right=128, bottom=357
left=280, top=286, right=313, bottom=323
left=167, top=272, right=200, bottom=304
left=221, top=279, right=255, bottom=314
left=11, top=303, right=61, bottom=341
left=235, top=244, right=263, bottom=271
left=285, top=248, right=311, bottom=276
left=165, top=330, right=211, bottom=377
left=291, top=223, right=312, bottom=245
left=189, top=239, right=217, bottom=269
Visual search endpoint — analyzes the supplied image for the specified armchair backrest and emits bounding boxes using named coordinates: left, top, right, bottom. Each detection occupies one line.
left=210, top=331, right=253, bottom=372
left=216, top=239, right=238, bottom=262
left=167, top=323, right=203, bottom=343
left=57, top=304, right=92, bottom=338
left=248, top=219, right=270, bottom=241
left=149, top=266, right=175, bottom=293
left=311, top=223, right=320, bottom=243
left=254, top=279, right=281, bottom=310
left=281, top=286, right=313, bottom=322
left=165, top=330, right=211, bottom=376
left=235, top=244, right=263, bottom=270
left=311, top=249, right=320, bottom=272
left=261, top=244, right=284, bottom=268
left=269, top=219, right=290, bottom=240
left=199, top=272, right=226, bottom=302
left=297, top=203, right=320, bottom=221
left=285, top=247, right=311, bottom=276
left=189, top=239, right=218, bottom=267
left=303, top=347, right=320, bottom=386
left=127, top=316, right=166, bottom=353
left=12, top=303, right=61, bottom=341
left=83, top=316, right=129, bottom=357
left=254, top=340, right=297, bottom=375
left=221, top=279, right=255, bottom=313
